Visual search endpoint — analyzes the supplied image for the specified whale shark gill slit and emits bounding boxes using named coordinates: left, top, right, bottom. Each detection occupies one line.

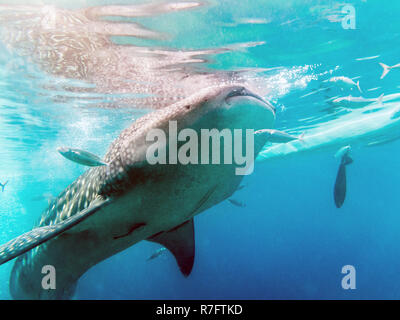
left=148, top=218, right=195, bottom=277
left=168, top=220, right=190, bottom=233
left=185, top=184, right=218, bottom=220
left=148, top=231, right=164, bottom=239
left=113, top=222, right=147, bottom=240
left=0, top=198, right=110, bottom=266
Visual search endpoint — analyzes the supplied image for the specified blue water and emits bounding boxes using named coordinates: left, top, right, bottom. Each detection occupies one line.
left=1, top=0, right=400, bottom=299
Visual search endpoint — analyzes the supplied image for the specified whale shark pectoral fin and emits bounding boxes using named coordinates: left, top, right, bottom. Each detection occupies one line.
left=0, top=198, right=110, bottom=266
left=147, top=218, right=195, bottom=277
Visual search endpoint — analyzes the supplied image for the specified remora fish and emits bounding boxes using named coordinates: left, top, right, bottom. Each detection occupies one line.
left=57, top=147, right=108, bottom=167
left=228, top=199, right=246, bottom=208
left=0, top=85, right=276, bottom=299
left=334, top=146, right=353, bottom=208
left=147, top=247, right=167, bottom=261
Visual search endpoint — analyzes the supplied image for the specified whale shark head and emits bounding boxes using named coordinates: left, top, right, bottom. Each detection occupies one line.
left=223, top=86, right=276, bottom=112
left=173, top=84, right=276, bottom=128
left=100, top=84, right=276, bottom=195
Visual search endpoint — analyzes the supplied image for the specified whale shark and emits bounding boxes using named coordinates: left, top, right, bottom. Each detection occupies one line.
left=0, top=85, right=275, bottom=299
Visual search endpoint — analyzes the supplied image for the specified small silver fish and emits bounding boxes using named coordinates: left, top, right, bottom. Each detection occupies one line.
left=379, top=62, right=400, bottom=79
left=147, top=247, right=167, bottom=261
left=57, top=147, right=107, bottom=167
left=355, top=55, right=380, bottom=61
left=255, top=129, right=304, bottom=143
left=328, top=76, right=362, bottom=93
left=228, top=199, right=246, bottom=208
left=333, top=94, right=384, bottom=105
left=0, top=180, right=8, bottom=192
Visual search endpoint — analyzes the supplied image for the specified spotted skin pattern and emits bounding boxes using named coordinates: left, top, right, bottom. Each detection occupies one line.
left=2, top=85, right=275, bottom=299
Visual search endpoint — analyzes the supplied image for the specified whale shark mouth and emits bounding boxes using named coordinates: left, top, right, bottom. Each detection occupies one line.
left=225, top=87, right=276, bottom=114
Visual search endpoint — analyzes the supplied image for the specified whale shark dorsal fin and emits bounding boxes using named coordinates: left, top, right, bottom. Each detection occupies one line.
left=147, top=219, right=195, bottom=277
left=0, top=198, right=110, bottom=266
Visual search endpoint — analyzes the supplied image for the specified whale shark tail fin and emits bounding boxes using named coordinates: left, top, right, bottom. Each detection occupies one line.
left=380, top=63, right=391, bottom=79
left=0, top=198, right=109, bottom=266
left=148, top=218, right=195, bottom=277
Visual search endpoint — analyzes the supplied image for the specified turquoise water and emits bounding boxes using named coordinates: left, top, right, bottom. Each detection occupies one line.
left=0, top=0, right=400, bottom=299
